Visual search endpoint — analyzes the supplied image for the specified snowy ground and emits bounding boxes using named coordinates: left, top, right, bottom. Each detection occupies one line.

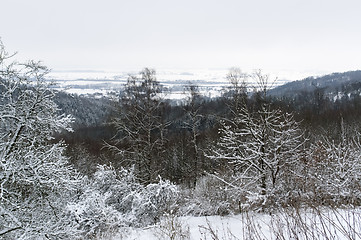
left=111, top=208, right=361, bottom=240
left=116, top=215, right=265, bottom=240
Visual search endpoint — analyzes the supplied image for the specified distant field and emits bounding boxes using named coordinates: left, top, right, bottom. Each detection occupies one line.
left=48, top=69, right=292, bottom=99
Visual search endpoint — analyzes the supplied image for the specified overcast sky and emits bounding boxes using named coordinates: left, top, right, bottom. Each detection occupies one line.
left=1, top=0, right=361, bottom=78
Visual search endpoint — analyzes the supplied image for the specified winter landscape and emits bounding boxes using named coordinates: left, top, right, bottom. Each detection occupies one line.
left=2, top=46, right=361, bottom=239
left=2, top=0, right=361, bottom=239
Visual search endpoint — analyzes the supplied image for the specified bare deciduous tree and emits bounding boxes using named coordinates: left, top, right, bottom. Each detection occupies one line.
left=0, top=42, right=80, bottom=239
left=210, top=70, right=304, bottom=204
left=110, top=68, right=167, bottom=182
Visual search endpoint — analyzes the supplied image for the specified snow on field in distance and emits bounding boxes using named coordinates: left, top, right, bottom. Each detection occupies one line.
left=48, top=69, right=294, bottom=99
left=49, top=69, right=230, bottom=99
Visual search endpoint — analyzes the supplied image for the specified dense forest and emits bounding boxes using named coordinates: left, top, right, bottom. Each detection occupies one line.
left=2, top=42, right=361, bottom=239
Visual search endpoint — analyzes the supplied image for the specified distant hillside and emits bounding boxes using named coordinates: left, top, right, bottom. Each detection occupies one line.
left=54, top=91, right=117, bottom=128
left=269, top=70, right=361, bottom=101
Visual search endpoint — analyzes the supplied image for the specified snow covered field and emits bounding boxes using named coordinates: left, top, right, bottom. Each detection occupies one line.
left=107, top=207, right=361, bottom=240
left=48, top=69, right=292, bottom=99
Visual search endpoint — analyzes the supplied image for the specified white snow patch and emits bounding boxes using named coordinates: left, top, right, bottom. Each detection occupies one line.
left=113, top=208, right=361, bottom=240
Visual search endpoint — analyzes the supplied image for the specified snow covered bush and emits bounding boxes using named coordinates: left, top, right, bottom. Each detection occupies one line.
left=133, top=177, right=179, bottom=226
left=67, top=184, right=124, bottom=238
left=303, top=123, right=361, bottom=205
left=178, top=175, right=242, bottom=216
left=68, top=164, right=179, bottom=237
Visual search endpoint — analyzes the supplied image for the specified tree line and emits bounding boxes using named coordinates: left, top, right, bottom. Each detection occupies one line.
left=64, top=67, right=361, bottom=187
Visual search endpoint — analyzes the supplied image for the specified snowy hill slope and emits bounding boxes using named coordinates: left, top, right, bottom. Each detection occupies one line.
left=269, top=70, right=361, bottom=101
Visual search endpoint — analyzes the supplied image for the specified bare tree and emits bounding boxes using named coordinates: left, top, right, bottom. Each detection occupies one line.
left=210, top=70, right=304, bottom=203
left=225, top=67, right=248, bottom=117
left=110, top=68, right=167, bottom=182
left=183, top=83, right=204, bottom=186
left=0, top=42, right=80, bottom=239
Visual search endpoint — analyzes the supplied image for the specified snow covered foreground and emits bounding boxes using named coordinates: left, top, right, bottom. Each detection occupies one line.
left=121, top=215, right=246, bottom=240
left=111, top=208, right=361, bottom=240
left=113, top=215, right=251, bottom=240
